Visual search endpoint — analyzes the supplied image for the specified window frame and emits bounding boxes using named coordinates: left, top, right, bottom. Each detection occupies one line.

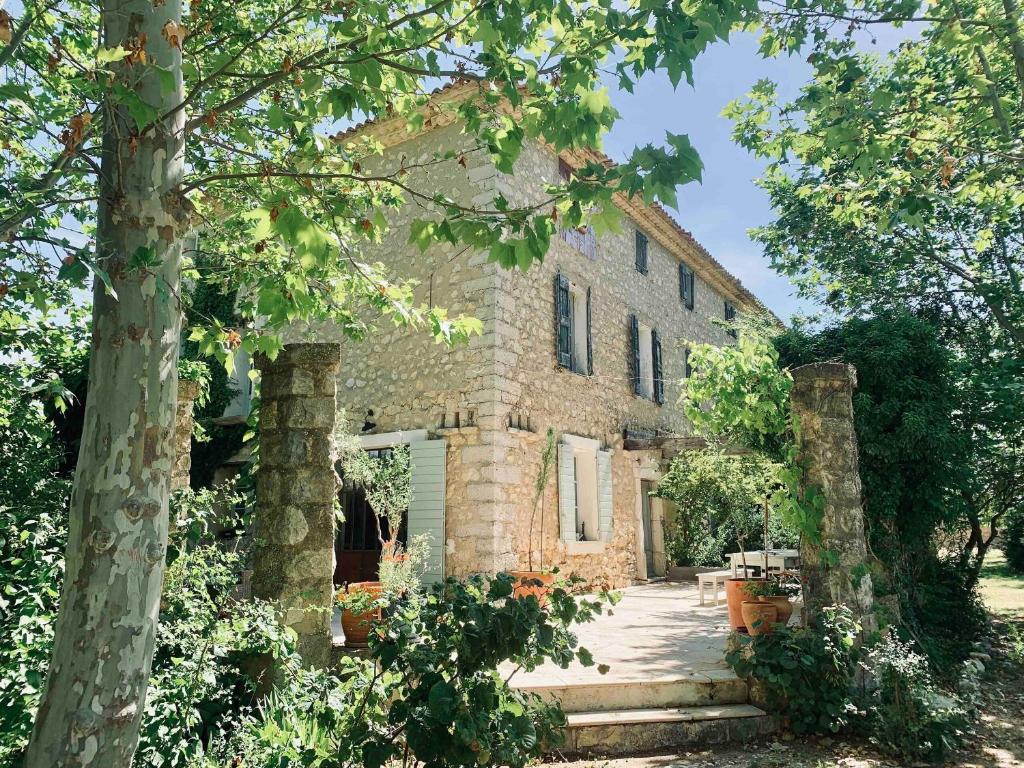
left=635, top=230, right=649, bottom=275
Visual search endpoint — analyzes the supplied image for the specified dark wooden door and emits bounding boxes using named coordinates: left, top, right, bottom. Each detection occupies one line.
left=641, top=480, right=655, bottom=575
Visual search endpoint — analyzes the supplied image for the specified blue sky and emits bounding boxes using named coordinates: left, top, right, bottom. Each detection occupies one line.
left=598, top=26, right=917, bottom=323
left=600, top=31, right=815, bottom=322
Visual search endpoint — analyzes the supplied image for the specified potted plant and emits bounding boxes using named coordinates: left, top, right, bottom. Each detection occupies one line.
left=510, top=427, right=557, bottom=602
left=739, top=599, right=778, bottom=636
left=743, top=571, right=799, bottom=626
left=337, top=581, right=383, bottom=648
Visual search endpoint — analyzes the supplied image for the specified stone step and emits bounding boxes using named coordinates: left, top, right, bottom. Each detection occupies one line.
left=561, top=704, right=776, bottom=755
left=513, top=671, right=748, bottom=713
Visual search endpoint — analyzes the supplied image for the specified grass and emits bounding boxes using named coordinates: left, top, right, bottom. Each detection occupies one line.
left=979, top=548, right=1024, bottom=617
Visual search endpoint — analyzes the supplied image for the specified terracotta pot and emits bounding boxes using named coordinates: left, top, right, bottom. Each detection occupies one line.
left=338, top=581, right=382, bottom=648
left=759, top=595, right=793, bottom=626
left=725, top=578, right=759, bottom=631
left=508, top=570, right=555, bottom=605
left=741, top=600, right=778, bottom=636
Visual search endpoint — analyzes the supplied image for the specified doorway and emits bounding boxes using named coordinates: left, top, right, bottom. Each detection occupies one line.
left=640, top=480, right=655, bottom=576
left=333, top=448, right=407, bottom=586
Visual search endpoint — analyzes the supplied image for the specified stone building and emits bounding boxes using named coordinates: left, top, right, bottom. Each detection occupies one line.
left=267, top=85, right=768, bottom=589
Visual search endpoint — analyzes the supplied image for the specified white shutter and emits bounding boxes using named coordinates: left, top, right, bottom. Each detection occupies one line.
left=408, top=439, right=446, bottom=585
left=557, top=444, right=577, bottom=541
left=597, top=449, right=613, bottom=542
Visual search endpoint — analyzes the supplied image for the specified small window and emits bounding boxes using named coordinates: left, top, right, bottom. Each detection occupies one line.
left=724, top=300, right=738, bottom=338
left=638, top=324, right=654, bottom=399
left=683, top=347, right=693, bottom=378
left=679, top=263, right=695, bottom=310
left=635, top=230, right=648, bottom=275
left=559, top=436, right=609, bottom=543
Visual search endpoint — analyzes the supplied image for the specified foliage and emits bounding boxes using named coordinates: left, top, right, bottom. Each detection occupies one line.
left=656, top=448, right=791, bottom=567
left=336, top=583, right=382, bottom=615
left=1005, top=505, right=1024, bottom=573
left=858, top=633, right=973, bottom=762
left=681, top=319, right=824, bottom=545
left=220, top=575, right=616, bottom=768
left=731, top=0, right=1024, bottom=613
left=377, top=533, right=433, bottom=597
left=776, top=315, right=991, bottom=668
left=743, top=572, right=801, bottom=599
left=726, top=605, right=861, bottom=734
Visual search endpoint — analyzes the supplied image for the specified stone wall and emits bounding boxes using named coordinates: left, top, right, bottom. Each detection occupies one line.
left=251, top=343, right=340, bottom=667
left=171, top=380, right=199, bottom=492
left=308, top=123, right=755, bottom=587
left=790, top=363, right=875, bottom=630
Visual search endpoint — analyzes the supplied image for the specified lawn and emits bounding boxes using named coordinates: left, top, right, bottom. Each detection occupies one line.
left=979, top=548, right=1024, bottom=618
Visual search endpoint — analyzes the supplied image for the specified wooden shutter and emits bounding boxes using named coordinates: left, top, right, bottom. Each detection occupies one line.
left=597, top=449, right=613, bottom=542
left=652, top=329, right=664, bottom=404
left=724, top=300, right=737, bottom=338
left=557, top=444, right=577, bottom=541
left=408, top=439, right=446, bottom=584
left=629, top=314, right=641, bottom=395
left=680, top=263, right=695, bottom=310
left=683, top=347, right=692, bottom=378
left=635, top=230, right=648, bottom=274
left=555, top=273, right=571, bottom=368
left=585, top=286, right=593, bottom=375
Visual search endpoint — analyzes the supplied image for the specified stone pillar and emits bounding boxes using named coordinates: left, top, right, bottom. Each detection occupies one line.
left=251, top=343, right=340, bottom=667
left=171, top=379, right=200, bottom=492
left=790, top=363, right=875, bottom=631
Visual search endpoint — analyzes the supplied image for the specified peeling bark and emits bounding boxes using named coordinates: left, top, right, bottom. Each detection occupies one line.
left=25, top=1, right=187, bottom=765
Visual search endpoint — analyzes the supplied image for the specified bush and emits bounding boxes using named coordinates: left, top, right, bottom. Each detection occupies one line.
left=858, top=633, right=973, bottom=762
left=1005, top=506, right=1024, bottom=573
left=210, top=575, right=615, bottom=768
left=725, top=605, right=860, bottom=734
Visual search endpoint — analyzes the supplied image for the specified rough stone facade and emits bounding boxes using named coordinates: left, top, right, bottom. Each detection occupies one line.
left=790, top=363, right=875, bottom=630
left=171, top=380, right=199, bottom=492
left=251, top=343, right=341, bottom=667
left=287, top=118, right=763, bottom=589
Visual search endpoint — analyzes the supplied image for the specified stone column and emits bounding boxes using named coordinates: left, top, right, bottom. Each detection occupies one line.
left=171, top=379, right=200, bottom=492
left=790, top=363, right=875, bottom=632
left=251, top=343, right=341, bottom=667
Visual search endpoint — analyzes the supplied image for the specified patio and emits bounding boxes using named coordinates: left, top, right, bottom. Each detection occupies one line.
left=506, top=580, right=735, bottom=689
left=504, top=580, right=776, bottom=754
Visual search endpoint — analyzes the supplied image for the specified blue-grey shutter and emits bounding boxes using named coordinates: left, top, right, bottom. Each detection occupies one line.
left=635, top=230, right=648, bottom=274
left=629, top=314, right=641, bottom=395
left=597, top=449, right=613, bottom=542
left=652, top=329, right=664, bottom=404
left=555, top=273, right=571, bottom=368
left=557, top=444, right=577, bottom=541
left=585, top=286, right=593, bottom=375
left=680, top=263, right=694, bottom=310
left=683, top=347, right=692, bottom=378
left=408, top=439, right=446, bottom=584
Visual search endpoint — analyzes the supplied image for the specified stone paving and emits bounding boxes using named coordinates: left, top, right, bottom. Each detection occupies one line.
left=507, top=581, right=736, bottom=688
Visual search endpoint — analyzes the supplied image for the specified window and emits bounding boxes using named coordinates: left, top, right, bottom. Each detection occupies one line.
left=554, top=272, right=592, bottom=374
left=558, top=435, right=613, bottom=544
left=629, top=315, right=664, bottom=404
left=556, top=159, right=597, bottom=259
left=724, top=300, right=738, bottom=338
left=683, top=347, right=693, bottom=378
left=679, top=263, right=695, bottom=310
left=635, top=230, right=648, bottom=274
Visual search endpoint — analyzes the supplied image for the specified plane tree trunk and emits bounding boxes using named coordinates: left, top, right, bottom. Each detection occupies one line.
left=25, top=1, right=187, bottom=765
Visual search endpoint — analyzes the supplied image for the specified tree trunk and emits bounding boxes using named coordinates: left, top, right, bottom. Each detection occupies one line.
left=25, top=1, right=187, bottom=765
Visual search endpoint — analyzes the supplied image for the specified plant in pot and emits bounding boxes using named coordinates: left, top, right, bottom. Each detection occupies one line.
left=743, top=571, right=800, bottom=628
left=337, top=582, right=383, bottom=648
left=510, top=427, right=557, bottom=603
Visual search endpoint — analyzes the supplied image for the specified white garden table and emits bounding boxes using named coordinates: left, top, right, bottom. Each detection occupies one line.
left=727, top=549, right=800, bottom=578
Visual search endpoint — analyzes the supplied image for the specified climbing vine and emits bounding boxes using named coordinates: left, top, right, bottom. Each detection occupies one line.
left=681, top=317, right=824, bottom=545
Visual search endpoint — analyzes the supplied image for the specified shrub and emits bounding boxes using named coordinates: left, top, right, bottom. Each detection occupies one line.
left=858, top=633, right=972, bottom=763
left=214, top=575, right=616, bottom=768
left=726, top=605, right=860, bottom=734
